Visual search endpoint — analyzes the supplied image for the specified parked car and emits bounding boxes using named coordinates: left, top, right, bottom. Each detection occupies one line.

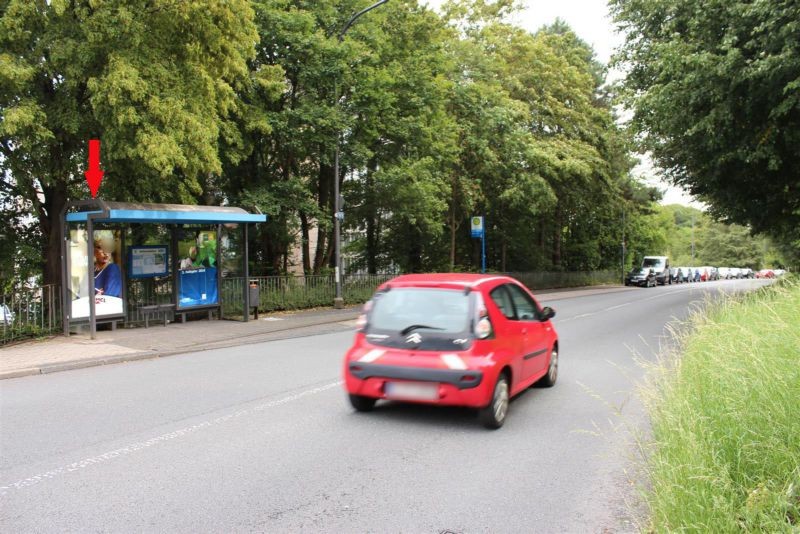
left=625, top=267, right=657, bottom=288
left=756, top=269, right=775, bottom=279
left=0, top=304, right=13, bottom=326
left=669, top=267, right=682, bottom=283
left=343, top=273, right=559, bottom=429
left=774, top=269, right=787, bottom=277
left=717, top=267, right=731, bottom=279
left=699, top=266, right=718, bottom=281
left=642, top=256, right=671, bottom=285
left=677, top=267, right=692, bottom=283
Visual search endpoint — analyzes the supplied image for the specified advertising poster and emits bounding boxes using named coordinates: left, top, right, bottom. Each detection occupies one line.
left=178, top=229, right=219, bottom=308
left=68, top=228, right=125, bottom=318
left=178, top=267, right=218, bottom=307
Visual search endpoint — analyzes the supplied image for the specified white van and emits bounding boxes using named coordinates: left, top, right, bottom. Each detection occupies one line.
left=642, top=256, right=671, bottom=285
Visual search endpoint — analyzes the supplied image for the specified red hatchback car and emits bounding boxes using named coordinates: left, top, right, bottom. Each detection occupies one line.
left=343, top=274, right=559, bottom=429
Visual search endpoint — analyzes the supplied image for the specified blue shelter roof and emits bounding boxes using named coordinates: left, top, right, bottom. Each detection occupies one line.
left=65, top=201, right=266, bottom=224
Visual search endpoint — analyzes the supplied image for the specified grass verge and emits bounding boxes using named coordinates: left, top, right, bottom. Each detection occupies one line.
left=642, top=278, right=800, bottom=532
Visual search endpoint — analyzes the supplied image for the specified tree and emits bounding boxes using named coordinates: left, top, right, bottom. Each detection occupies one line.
left=0, top=0, right=258, bottom=285
left=611, top=0, right=800, bottom=254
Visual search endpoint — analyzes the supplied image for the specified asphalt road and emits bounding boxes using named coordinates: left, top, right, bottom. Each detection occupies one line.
left=0, top=279, right=772, bottom=533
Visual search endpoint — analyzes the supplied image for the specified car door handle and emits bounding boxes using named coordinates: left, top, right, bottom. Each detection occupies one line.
left=521, top=328, right=528, bottom=335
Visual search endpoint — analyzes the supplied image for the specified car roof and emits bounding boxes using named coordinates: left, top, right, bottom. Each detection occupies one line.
left=378, top=273, right=514, bottom=291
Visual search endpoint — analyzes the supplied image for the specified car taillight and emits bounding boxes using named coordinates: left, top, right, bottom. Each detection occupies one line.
left=475, top=317, right=492, bottom=339
left=472, top=292, right=492, bottom=339
left=355, top=300, right=373, bottom=332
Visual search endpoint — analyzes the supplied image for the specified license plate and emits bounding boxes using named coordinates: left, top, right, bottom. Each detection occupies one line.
left=385, top=381, right=439, bottom=401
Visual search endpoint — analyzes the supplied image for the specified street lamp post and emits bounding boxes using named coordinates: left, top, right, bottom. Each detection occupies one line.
left=333, top=0, right=389, bottom=309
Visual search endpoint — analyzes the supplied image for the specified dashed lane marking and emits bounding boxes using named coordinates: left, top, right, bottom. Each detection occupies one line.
left=0, top=380, right=344, bottom=497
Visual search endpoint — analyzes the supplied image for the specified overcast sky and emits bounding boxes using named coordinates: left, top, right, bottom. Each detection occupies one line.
left=424, top=0, right=702, bottom=208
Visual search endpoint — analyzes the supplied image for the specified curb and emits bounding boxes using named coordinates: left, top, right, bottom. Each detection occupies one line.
left=0, top=286, right=631, bottom=381
left=1, top=312, right=360, bottom=381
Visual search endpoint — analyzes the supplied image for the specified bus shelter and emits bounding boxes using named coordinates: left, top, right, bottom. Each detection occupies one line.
left=61, top=200, right=266, bottom=339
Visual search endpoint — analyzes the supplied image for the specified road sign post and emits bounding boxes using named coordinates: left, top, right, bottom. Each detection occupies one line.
left=471, top=216, right=485, bottom=273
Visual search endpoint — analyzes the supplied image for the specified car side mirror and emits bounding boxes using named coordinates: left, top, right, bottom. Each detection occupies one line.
left=540, top=306, right=556, bottom=321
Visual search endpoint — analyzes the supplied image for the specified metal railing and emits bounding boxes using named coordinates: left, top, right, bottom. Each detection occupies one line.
left=221, top=273, right=395, bottom=315
left=126, top=277, right=175, bottom=325
left=1, top=284, right=62, bottom=345
left=1, top=270, right=620, bottom=341
left=506, top=270, right=620, bottom=290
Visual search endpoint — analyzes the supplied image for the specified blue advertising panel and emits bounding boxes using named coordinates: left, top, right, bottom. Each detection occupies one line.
left=128, top=245, right=169, bottom=278
left=178, top=267, right=218, bottom=308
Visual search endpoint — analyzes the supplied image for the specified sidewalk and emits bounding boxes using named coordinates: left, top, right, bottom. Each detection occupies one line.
left=0, top=284, right=632, bottom=380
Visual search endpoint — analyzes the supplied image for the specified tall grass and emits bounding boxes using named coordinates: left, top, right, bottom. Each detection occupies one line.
left=641, top=279, right=800, bottom=532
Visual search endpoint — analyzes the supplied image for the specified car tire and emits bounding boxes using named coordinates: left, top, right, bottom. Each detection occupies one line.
left=478, top=374, right=510, bottom=429
left=348, top=394, right=376, bottom=412
left=538, top=347, right=558, bottom=388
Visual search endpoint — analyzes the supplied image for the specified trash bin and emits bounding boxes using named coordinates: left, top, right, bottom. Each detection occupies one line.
left=249, top=281, right=260, bottom=307
left=249, top=280, right=260, bottom=319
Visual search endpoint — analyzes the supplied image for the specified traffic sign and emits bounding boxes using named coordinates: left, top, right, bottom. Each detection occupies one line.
left=470, top=216, right=484, bottom=238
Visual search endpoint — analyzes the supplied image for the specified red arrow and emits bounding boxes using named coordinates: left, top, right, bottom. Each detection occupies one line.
left=84, top=139, right=104, bottom=198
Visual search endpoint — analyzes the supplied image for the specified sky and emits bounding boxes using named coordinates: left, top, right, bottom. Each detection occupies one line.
left=424, top=0, right=703, bottom=208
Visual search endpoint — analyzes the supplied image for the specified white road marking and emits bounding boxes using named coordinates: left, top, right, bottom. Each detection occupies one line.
left=0, top=380, right=343, bottom=497
left=558, top=285, right=715, bottom=323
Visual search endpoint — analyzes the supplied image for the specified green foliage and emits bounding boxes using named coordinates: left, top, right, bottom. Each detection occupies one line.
left=1, top=0, right=259, bottom=284
left=9, top=0, right=775, bottom=287
left=611, top=0, right=800, bottom=258
left=656, top=204, right=785, bottom=268
left=642, top=279, right=800, bottom=531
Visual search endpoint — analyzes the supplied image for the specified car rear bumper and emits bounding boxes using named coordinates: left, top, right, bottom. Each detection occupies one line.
left=345, top=362, right=490, bottom=407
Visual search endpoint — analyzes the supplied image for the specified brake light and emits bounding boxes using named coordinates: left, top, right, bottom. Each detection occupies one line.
left=355, top=300, right=373, bottom=332
left=473, top=292, right=492, bottom=339
left=475, top=317, right=492, bottom=339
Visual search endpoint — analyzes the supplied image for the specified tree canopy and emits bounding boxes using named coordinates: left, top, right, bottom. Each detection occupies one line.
left=611, top=0, right=800, bottom=256
left=3, top=0, right=786, bottom=293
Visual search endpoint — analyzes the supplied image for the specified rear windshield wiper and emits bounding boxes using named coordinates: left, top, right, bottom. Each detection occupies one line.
left=400, top=324, right=445, bottom=335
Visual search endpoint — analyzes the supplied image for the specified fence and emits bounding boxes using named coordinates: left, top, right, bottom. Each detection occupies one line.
left=1, top=284, right=62, bottom=345
left=2, top=270, right=621, bottom=343
left=221, top=273, right=395, bottom=316
left=126, top=277, right=175, bottom=325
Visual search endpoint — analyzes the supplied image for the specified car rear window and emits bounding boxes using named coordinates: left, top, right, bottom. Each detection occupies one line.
left=368, top=288, right=469, bottom=334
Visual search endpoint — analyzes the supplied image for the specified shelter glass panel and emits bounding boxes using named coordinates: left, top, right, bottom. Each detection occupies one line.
left=177, top=228, right=219, bottom=308
left=220, top=224, right=245, bottom=318
left=67, top=226, right=125, bottom=318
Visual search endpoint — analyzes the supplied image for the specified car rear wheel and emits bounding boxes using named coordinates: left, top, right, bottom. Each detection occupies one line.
left=478, top=374, right=509, bottom=429
left=538, top=347, right=558, bottom=387
left=348, top=394, right=376, bottom=412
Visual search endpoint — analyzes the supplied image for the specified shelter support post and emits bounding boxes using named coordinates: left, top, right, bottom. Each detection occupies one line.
left=60, top=205, right=69, bottom=336
left=86, top=216, right=96, bottom=340
left=243, top=223, right=250, bottom=322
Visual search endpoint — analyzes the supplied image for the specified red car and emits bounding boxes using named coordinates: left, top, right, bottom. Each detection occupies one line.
left=343, top=274, right=559, bottom=429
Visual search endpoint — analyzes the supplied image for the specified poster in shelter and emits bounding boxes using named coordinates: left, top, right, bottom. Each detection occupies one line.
left=177, top=229, right=218, bottom=307
left=68, top=228, right=125, bottom=318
